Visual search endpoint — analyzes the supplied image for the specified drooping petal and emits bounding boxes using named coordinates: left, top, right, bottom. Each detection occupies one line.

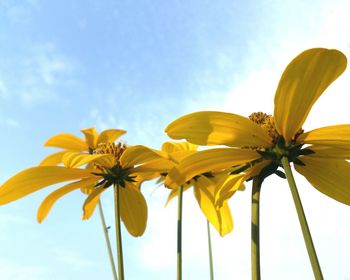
left=0, top=166, right=93, bottom=205
left=193, top=176, right=233, bottom=236
left=132, top=158, right=175, bottom=175
left=165, top=111, right=272, bottom=148
left=120, top=145, right=168, bottom=168
left=274, top=48, right=347, bottom=142
left=215, top=160, right=270, bottom=207
left=62, top=152, right=115, bottom=168
left=295, top=157, right=350, bottom=205
left=81, top=128, right=98, bottom=149
left=97, top=129, right=126, bottom=144
left=37, top=177, right=98, bottom=222
left=298, top=125, right=350, bottom=150
left=44, top=133, right=88, bottom=151
left=39, top=151, right=67, bottom=166
left=119, top=183, right=148, bottom=237
left=165, top=185, right=192, bottom=206
left=82, top=185, right=106, bottom=219
left=165, top=148, right=260, bottom=188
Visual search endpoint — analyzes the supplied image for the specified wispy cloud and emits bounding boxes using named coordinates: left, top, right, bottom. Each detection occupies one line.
left=0, top=0, right=40, bottom=23
left=0, top=259, right=48, bottom=280
left=51, top=247, right=97, bottom=269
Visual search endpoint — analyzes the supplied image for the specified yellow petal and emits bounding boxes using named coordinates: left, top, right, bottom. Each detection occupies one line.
left=39, top=151, right=67, bottom=166
left=165, top=148, right=260, bottom=188
left=301, top=145, right=350, bottom=159
left=165, top=111, right=272, bottom=148
left=193, top=176, right=233, bottom=236
left=120, top=145, right=167, bottom=168
left=0, top=166, right=92, bottom=205
left=165, top=185, right=192, bottom=206
left=132, top=158, right=174, bottom=175
left=298, top=125, right=350, bottom=149
left=295, top=157, right=350, bottom=205
left=274, top=48, right=347, bottom=142
left=37, top=177, right=98, bottom=222
left=119, top=183, right=148, bottom=237
left=161, top=141, right=198, bottom=153
left=44, top=133, right=88, bottom=151
left=97, top=129, right=126, bottom=144
left=215, top=160, right=270, bottom=207
left=62, top=152, right=115, bottom=168
left=81, top=128, right=98, bottom=149
left=83, top=185, right=106, bottom=219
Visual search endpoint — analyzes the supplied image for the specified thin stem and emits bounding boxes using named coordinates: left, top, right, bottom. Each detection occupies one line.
left=207, top=220, right=214, bottom=280
left=177, top=185, right=184, bottom=280
left=281, top=157, right=323, bottom=280
left=114, top=185, right=125, bottom=280
left=98, top=200, right=118, bottom=280
left=251, top=177, right=261, bottom=280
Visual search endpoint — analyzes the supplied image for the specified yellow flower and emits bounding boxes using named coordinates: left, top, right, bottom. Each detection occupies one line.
left=165, top=48, right=350, bottom=206
left=0, top=139, right=172, bottom=237
left=40, top=127, right=126, bottom=166
left=161, top=141, right=234, bottom=236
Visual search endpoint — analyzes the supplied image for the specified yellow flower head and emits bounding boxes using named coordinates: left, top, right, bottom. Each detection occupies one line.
left=165, top=48, right=350, bottom=206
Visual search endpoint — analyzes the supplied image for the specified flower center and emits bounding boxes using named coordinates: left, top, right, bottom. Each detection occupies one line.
left=249, top=112, right=279, bottom=144
left=94, top=142, right=135, bottom=188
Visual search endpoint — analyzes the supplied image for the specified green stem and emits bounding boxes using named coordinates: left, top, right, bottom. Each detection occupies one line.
left=114, top=185, right=125, bottom=280
left=207, top=220, right=214, bottom=280
left=177, top=185, right=184, bottom=280
left=251, top=177, right=261, bottom=280
left=98, top=200, right=118, bottom=280
left=281, top=157, right=323, bottom=280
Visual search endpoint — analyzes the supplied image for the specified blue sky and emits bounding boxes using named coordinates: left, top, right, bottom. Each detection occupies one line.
left=1, top=0, right=350, bottom=279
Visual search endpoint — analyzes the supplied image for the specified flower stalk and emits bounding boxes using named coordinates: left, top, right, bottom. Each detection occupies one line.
left=98, top=200, right=118, bottom=280
left=114, top=184, right=125, bottom=280
left=281, top=157, right=323, bottom=280
left=207, top=220, right=214, bottom=280
left=251, top=177, right=261, bottom=280
left=177, top=185, right=184, bottom=280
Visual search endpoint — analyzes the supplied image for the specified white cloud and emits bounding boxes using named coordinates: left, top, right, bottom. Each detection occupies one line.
left=0, top=260, right=48, bottom=280
left=51, top=247, right=97, bottom=269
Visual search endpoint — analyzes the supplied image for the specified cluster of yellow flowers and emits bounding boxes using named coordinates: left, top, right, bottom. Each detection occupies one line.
left=1, top=48, right=349, bottom=278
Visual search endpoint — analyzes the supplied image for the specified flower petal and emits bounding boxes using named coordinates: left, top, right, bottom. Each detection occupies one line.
left=97, top=129, right=126, bottom=144
left=83, top=185, right=106, bottom=219
left=0, top=166, right=93, bottom=205
left=37, top=177, right=98, bottom=222
left=161, top=141, right=197, bottom=153
left=165, top=111, right=272, bottom=148
left=120, top=145, right=167, bottom=168
left=302, top=145, right=350, bottom=159
left=44, top=133, right=88, bottom=151
left=274, top=48, right=347, bottom=142
left=298, top=125, right=350, bottom=149
left=62, top=152, right=115, bottom=168
left=165, top=148, right=260, bottom=188
left=295, top=157, right=350, bottom=205
left=81, top=128, right=98, bottom=149
left=119, top=183, right=148, bottom=237
left=193, top=176, right=233, bottom=236
left=165, top=185, right=192, bottom=206
left=39, top=151, right=67, bottom=166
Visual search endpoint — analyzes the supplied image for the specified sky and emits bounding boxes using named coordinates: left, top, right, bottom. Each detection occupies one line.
left=1, top=0, right=350, bottom=279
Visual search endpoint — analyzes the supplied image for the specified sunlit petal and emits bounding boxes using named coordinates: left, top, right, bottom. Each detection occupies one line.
left=62, top=152, right=115, bottom=168
left=82, top=185, right=106, bottom=219
left=302, top=145, right=350, bottom=159
left=39, top=151, right=67, bottom=166
left=161, top=141, right=197, bottom=153
left=295, top=157, right=350, bottom=205
left=119, top=183, right=148, bottom=237
left=97, top=129, right=126, bottom=144
left=0, top=166, right=93, bottom=205
left=274, top=48, right=347, bottom=142
left=165, top=148, right=260, bottom=188
left=37, top=178, right=98, bottom=222
left=120, top=145, right=168, bottom=168
left=44, top=133, right=88, bottom=150
left=298, top=125, right=350, bottom=149
left=165, top=111, right=272, bottom=148
left=81, top=128, right=98, bottom=149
